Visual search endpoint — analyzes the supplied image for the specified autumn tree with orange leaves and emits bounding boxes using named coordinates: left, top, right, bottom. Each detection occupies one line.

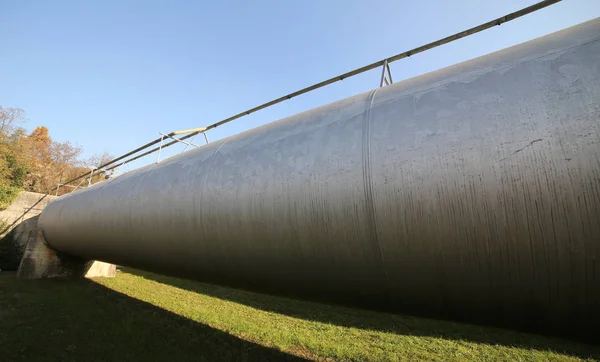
left=0, top=106, right=112, bottom=204
left=22, top=126, right=83, bottom=194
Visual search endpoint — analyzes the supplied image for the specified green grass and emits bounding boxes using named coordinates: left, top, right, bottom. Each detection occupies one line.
left=1, top=269, right=598, bottom=361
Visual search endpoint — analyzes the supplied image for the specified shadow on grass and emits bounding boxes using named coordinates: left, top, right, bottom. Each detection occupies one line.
left=0, top=272, right=306, bottom=362
left=126, top=268, right=600, bottom=360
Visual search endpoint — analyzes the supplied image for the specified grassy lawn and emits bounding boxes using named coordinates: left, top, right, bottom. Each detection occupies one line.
left=0, top=269, right=598, bottom=361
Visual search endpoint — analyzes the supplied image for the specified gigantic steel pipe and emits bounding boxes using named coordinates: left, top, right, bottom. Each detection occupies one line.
left=40, top=19, right=600, bottom=334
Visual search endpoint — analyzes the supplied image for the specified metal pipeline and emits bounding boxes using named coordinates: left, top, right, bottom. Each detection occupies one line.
left=39, top=18, right=600, bottom=335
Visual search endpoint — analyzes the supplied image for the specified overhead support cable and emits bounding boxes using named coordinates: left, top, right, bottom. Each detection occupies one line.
left=56, top=0, right=561, bottom=192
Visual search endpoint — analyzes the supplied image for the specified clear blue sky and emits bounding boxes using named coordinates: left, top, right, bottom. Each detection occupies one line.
left=1, top=0, right=599, bottom=169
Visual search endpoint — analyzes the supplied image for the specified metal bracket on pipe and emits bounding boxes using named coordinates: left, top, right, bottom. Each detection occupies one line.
left=180, top=131, right=210, bottom=153
left=181, top=134, right=197, bottom=153
left=379, top=59, right=393, bottom=87
left=113, top=162, right=132, bottom=177
left=157, top=135, right=164, bottom=163
left=87, top=168, right=96, bottom=186
left=160, top=132, right=201, bottom=149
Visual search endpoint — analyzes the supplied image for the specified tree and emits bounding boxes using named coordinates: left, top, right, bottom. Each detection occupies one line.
left=87, top=152, right=114, bottom=169
left=26, top=126, right=52, bottom=163
left=81, top=152, right=115, bottom=185
left=0, top=109, right=29, bottom=187
left=0, top=107, right=29, bottom=208
left=0, top=105, right=107, bottom=198
left=0, top=107, right=25, bottom=137
left=23, top=126, right=83, bottom=194
left=2, top=129, right=30, bottom=187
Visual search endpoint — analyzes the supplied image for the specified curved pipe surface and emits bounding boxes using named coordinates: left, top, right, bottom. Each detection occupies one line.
left=40, top=19, right=600, bottom=334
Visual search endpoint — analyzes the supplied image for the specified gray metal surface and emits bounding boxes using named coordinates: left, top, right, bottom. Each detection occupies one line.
left=40, top=18, right=600, bottom=333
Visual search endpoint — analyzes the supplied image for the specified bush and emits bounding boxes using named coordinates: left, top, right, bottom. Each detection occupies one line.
left=0, top=185, right=21, bottom=210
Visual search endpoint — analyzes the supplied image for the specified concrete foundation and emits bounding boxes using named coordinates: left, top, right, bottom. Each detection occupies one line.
left=17, top=228, right=115, bottom=279
left=0, top=192, right=57, bottom=270
left=84, top=261, right=117, bottom=278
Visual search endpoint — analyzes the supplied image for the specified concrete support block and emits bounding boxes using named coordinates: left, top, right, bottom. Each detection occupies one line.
left=0, top=191, right=58, bottom=270
left=17, top=228, right=115, bottom=279
left=84, top=261, right=116, bottom=278
left=0, top=215, right=41, bottom=270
